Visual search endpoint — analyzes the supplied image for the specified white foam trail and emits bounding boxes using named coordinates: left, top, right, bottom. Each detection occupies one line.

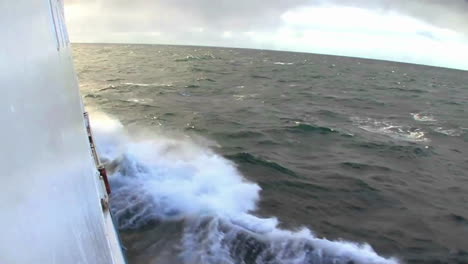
left=90, top=113, right=398, bottom=264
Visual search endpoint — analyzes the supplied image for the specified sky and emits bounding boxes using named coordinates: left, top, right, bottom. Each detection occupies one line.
left=64, top=0, right=468, bottom=70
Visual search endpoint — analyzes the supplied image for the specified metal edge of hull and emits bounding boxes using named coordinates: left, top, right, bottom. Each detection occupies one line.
left=0, top=1, right=125, bottom=263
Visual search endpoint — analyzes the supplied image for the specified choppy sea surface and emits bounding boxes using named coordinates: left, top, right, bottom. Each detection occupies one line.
left=73, top=44, right=468, bottom=264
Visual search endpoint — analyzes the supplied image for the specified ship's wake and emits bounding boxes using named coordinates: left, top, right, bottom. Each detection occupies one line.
left=91, top=113, right=398, bottom=264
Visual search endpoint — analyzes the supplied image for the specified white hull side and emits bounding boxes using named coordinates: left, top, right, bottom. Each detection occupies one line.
left=0, top=1, right=125, bottom=263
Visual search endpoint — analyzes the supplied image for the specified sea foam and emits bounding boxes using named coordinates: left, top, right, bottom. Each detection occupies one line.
left=90, top=113, right=399, bottom=264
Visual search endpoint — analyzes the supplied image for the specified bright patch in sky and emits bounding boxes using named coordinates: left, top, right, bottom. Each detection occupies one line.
left=250, top=6, right=468, bottom=70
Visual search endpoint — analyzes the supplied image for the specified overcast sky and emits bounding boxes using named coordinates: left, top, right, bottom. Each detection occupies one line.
left=65, top=0, right=468, bottom=70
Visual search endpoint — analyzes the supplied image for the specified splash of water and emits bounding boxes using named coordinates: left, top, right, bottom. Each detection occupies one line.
left=90, top=113, right=399, bottom=264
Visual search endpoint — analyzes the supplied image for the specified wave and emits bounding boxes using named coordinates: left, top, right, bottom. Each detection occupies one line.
left=341, top=162, right=392, bottom=172
left=352, top=117, right=429, bottom=143
left=122, top=82, right=174, bottom=87
left=410, top=113, right=464, bottom=137
left=251, top=74, right=272, bottom=79
left=90, top=113, right=398, bottom=264
left=191, top=67, right=217, bottom=73
left=281, top=122, right=354, bottom=138
left=288, top=123, right=338, bottom=135
left=196, top=77, right=216, bottom=82
left=226, top=152, right=299, bottom=178
left=411, top=113, right=436, bottom=122
left=123, top=82, right=153, bottom=87
left=106, top=78, right=125, bottom=82
left=175, top=54, right=218, bottom=62
left=432, top=127, right=463, bottom=137
left=351, top=141, right=433, bottom=158
left=273, top=62, right=294, bottom=65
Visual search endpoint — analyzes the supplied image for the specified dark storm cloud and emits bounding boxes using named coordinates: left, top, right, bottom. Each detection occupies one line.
left=67, top=0, right=468, bottom=35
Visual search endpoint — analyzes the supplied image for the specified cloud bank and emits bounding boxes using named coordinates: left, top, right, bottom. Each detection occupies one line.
left=65, top=0, right=468, bottom=70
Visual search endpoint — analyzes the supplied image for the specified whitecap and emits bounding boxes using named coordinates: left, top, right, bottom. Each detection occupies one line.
left=411, top=113, right=436, bottom=122
left=433, top=127, right=462, bottom=137
left=123, top=82, right=152, bottom=87
left=123, top=82, right=173, bottom=87
left=352, top=117, right=429, bottom=142
left=233, top=94, right=245, bottom=101
left=274, top=62, right=294, bottom=65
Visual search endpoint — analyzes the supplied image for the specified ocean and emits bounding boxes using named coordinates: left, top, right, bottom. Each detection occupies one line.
left=73, top=43, right=468, bottom=264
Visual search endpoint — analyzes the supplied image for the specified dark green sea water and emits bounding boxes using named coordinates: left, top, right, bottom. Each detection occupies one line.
left=73, top=43, right=468, bottom=264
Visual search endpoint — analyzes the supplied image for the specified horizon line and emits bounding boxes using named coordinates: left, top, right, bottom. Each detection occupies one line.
left=71, top=41, right=468, bottom=72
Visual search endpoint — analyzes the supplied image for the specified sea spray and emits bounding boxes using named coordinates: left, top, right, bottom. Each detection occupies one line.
left=90, top=113, right=399, bottom=264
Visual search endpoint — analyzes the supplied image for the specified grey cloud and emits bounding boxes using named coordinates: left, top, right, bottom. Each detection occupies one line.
left=70, top=0, right=310, bottom=32
left=66, top=0, right=468, bottom=38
